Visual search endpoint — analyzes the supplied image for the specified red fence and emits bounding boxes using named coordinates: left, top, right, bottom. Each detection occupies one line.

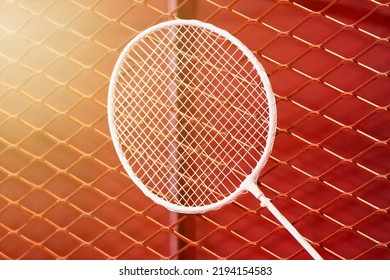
left=0, top=0, right=388, bottom=260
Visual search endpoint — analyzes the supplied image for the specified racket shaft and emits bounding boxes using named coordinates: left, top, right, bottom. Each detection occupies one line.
left=260, top=197, right=323, bottom=260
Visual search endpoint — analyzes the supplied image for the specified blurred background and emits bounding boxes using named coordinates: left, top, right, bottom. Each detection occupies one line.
left=0, top=0, right=389, bottom=260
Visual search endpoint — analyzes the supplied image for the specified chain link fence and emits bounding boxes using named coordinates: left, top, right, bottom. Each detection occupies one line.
left=0, top=0, right=389, bottom=259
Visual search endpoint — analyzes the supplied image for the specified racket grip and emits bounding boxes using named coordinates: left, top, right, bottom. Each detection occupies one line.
left=259, top=196, right=323, bottom=260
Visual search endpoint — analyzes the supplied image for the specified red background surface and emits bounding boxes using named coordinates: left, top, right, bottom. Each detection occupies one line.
left=0, top=0, right=389, bottom=259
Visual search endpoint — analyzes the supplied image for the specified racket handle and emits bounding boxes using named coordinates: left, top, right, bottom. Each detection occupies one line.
left=259, top=196, right=323, bottom=260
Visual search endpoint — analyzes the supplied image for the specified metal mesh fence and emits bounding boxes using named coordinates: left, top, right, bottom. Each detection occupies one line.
left=0, top=0, right=389, bottom=260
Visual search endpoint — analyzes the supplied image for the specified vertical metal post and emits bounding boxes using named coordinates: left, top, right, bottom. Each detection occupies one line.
left=175, top=0, right=198, bottom=260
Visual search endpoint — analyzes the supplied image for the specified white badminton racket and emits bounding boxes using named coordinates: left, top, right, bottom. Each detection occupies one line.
left=108, top=19, right=322, bottom=260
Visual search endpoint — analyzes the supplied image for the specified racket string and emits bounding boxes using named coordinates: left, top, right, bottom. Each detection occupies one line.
left=112, top=24, right=271, bottom=207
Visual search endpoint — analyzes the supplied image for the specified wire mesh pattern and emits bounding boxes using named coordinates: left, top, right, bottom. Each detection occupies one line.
left=110, top=22, right=272, bottom=209
left=0, top=0, right=389, bottom=260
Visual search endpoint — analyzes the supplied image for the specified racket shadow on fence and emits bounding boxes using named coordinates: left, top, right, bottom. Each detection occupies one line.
left=107, top=19, right=323, bottom=260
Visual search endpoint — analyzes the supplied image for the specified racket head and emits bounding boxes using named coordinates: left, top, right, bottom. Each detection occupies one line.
left=108, top=19, right=276, bottom=214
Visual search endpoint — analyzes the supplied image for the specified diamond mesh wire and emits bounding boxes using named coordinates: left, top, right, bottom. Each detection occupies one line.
left=0, top=0, right=389, bottom=260
left=110, top=22, right=271, bottom=209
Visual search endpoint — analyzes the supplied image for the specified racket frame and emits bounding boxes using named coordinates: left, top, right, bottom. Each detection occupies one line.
left=107, top=19, right=276, bottom=214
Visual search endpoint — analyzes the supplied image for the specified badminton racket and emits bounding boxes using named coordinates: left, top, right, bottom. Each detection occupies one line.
left=108, top=19, right=322, bottom=260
